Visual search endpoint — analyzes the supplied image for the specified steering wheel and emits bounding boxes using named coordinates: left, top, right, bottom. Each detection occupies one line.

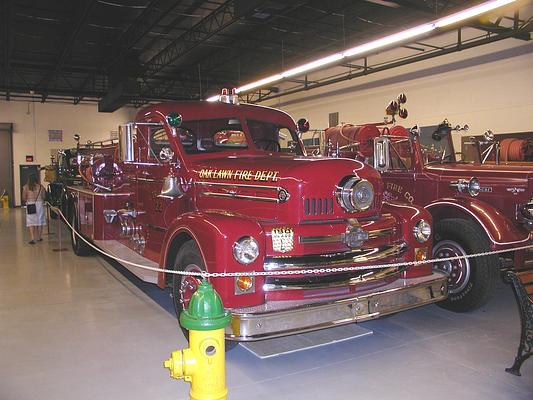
left=254, top=139, right=281, bottom=152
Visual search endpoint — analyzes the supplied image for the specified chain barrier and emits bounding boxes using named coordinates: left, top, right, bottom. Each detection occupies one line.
left=48, top=203, right=533, bottom=279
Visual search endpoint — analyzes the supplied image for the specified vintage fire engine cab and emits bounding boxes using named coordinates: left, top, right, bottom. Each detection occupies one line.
left=67, top=92, right=447, bottom=341
left=323, top=97, right=533, bottom=313
left=46, top=136, right=118, bottom=217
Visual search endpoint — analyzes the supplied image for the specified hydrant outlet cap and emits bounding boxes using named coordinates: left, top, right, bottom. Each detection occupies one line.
left=180, top=280, right=231, bottom=331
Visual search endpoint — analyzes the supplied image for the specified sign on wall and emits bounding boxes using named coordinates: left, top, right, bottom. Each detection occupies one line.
left=48, top=129, right=63, bottom=142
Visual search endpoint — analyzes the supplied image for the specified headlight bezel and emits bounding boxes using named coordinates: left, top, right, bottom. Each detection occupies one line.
left=232, top=236, right=260, bottom=265
left=467, top=177, right=481, bottom=197
left=449, top=177, right=480, bottom=197
left=413, top=219, right=432, bottom=243
left=336, top=176, right=375, bottom=213
left=520, top=199, right=533, bottom=220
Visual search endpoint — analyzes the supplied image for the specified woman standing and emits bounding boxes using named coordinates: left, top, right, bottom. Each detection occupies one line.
left=22, top=174, right=46, bottom=244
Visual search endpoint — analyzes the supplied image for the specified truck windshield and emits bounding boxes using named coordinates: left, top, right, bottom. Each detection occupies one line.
left=419, top=125, right=456, bottom=165
left=247, top=119, right=302, bottom=155
left=175, top=118, right=248, bottom=155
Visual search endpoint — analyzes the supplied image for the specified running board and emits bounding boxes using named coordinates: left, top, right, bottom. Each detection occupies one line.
left=94, top=240, right=159, bottom=284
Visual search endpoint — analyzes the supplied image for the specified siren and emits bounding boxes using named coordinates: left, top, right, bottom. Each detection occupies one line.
left=220, top=88, right=230, bottom=103
left=218, top=88, right=239, bottom=105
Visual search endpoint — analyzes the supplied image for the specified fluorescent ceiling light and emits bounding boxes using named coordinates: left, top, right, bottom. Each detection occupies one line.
left=235, top=74, right=284, bottom=93
left=435, top=0, right=517, bottom=28
left=281, top=53, right=345, bottom=78
left=342, top=23, right=434, bottom=57
left=364, top=0, right=401, bottom=8
left=205, top=0, right=518, bottom=99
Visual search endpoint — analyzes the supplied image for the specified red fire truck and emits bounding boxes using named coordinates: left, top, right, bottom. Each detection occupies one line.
left=323, top=102, right=532, bottom=313
left=66, top=92, right=447, bottom=341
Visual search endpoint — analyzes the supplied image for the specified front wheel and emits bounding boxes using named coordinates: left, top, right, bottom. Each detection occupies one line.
left=70, top=209, right=92, bottom=256
left=433, top=218, right=498, bottom=312
left=172, top=241, right=237, bottom=350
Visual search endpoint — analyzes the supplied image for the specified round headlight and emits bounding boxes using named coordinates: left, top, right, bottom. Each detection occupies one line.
left=352, top=180, right=374, bottom=211
left=413, top=219, right=431, bottom=243
left=468, top=177, right=480, bottom=197
left=337, top=177, right=374, bottom=212
left=233, top=236, right=259, bottom=265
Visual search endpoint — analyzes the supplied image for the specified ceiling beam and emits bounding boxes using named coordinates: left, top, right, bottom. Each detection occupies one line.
left=253, top=20, right=533, bottom=103
left=38, top=0, right=96, bottom=97
left=2, top=0, right=11, bottom=100
left=143, top=0, right=241, bottom=78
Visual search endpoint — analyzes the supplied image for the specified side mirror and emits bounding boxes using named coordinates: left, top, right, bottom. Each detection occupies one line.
left=374, top=137, right=391, bottom=172
left=119, top=124, right=135, bottom=162
left=483, top=129, right=494, bottom=142
left=409, top=125, right=420, bottom=137
left=432, top=121, right=451, bottom=141
left=297, top=118, right=310, bottom=135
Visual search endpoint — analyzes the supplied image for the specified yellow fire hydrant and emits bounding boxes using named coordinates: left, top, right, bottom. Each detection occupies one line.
left=164, top=279, right=232, bottom=400
left=0, top=194, right=8, bottom=209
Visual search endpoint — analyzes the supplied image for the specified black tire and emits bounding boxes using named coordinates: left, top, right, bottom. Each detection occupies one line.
left=433, top=218, right=498, bottom=312
left=70, top=209, right=92, bottom=256
left=49, top=207, right=59, bottom=220
left=172, top=241, right=237, bottom=350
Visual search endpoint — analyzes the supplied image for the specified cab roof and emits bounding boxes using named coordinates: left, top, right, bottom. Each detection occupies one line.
left=135, top=101, right=296, bottom=128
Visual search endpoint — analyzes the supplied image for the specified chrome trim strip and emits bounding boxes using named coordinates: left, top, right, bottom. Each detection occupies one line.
left=264, top=242, right=408, bottom=271
left=300, top=219, right=345, bottom=225
left=136, top=177, right=160, bottom=183
left=201, top=191, right=279, bottom=203
left=225, top=272, right=448, bottom=341
left=299, top=227, right=393, bottom=244
left=263, top=263, right=409, bottom=292
left=368, top=227, right=395, bottom=239
left=299, top=234, right=343, bottom=244
left=196, top=181, right=282, bottom=191
left=67, top=186, right=133, bottom=197
left=197, top=181, right=289, bottom=203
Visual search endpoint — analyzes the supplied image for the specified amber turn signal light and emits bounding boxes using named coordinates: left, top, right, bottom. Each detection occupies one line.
left=235, top=275, right=255, bottom=294
left=415, top=248, right=428, bottom=262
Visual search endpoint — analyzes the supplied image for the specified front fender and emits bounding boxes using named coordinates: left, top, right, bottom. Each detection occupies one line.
left=160, top=211, right=266, bottom=308
left=382, top=201, right=433, bottom=277
left=425, top=197, right=529, bottom=248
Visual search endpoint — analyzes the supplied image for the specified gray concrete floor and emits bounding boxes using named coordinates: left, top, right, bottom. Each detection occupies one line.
left=1, top=208, right=531, bottom=400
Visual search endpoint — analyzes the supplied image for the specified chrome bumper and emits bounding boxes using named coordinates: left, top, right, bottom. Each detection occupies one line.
left=226, top=271, right=448, bottom=341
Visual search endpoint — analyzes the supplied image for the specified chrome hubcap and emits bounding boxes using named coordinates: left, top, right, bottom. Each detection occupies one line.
left=178, top=264, right=203, bottom=309
left=433, top=240, right=471, bottom=294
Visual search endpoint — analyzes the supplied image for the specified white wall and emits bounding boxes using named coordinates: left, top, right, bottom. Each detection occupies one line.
left=264, top=37, right=533, bottom=148
left=0, top=101, right=135, bottom=205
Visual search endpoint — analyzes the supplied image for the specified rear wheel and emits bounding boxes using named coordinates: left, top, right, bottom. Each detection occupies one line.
left=49, top=206, right=59, bottom=220
left=433, top=218, right=497, bottom=312
left=172, top=241, right=237, bottom=349
left=70, top=209, right=92, bottom=256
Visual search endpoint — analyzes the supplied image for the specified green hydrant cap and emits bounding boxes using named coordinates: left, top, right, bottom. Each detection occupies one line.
left=180, top=279, right=232, bottom=331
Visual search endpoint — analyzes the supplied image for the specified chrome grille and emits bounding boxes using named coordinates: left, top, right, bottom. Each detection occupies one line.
left=304, top=197, right=334, bottom=216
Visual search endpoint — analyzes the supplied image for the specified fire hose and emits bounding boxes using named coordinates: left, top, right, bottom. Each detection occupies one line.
left=500, top=138, right=533, bottom=162
left=47, top=203, right=533, bottom=279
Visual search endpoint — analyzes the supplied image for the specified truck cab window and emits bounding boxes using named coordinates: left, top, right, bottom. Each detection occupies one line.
left=178, top=119, right=248, bottom=155
left=247, top=120, right=302, bottom=155
left=149, top=126, right=170, bottom=160
left=389, top=139, right=413, bottom=170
